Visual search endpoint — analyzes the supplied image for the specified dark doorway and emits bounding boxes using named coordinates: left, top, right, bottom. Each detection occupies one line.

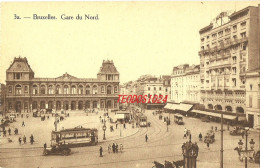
left=248, top=114, right=254, bottom=128
left=15, top=101, right=21, bottom=113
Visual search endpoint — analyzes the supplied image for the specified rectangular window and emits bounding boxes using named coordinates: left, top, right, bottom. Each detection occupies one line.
left=233, top=25, right=237, bottom=31
left=16, top=73, right=21, bottom=79
left=249, top=95, right=252, bottom=108
left=8, top=86, right=12, bottom=93
left=24, top=86, right=28, bottom=93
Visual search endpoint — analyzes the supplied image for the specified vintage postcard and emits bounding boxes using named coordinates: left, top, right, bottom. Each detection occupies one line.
left=0, top=1, right=260, bottom=168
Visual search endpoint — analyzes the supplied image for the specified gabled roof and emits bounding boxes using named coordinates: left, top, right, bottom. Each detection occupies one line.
left=56, top=72, right=78, bottom=80
left=98, top=60, right=119, bottom=74
left=7, top=57, right=34, bottom=73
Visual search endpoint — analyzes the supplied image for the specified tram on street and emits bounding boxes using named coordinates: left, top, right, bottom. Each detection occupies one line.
left=139, top=115, right=148, bottom=127
left=174, top=114, right=184, bottom=125
left=51, top=127, right=98, bottom=147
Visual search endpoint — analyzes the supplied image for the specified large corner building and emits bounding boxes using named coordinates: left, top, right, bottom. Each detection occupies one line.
left=199, top=5, right=260, bottom=128
left=6, top=57, right=120, bottom=112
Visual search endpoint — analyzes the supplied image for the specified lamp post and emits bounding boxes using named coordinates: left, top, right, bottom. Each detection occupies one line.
left=102, top=119, right=106, bottom=140
left=237, top=127, right=255, bottom=168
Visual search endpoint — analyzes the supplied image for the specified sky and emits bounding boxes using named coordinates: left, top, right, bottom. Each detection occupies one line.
left=0, top=1, right=259, bottom=84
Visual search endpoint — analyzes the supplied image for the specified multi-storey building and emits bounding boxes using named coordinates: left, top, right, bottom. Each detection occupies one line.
left=199, top=5, right=260, bottom=128
left=135, top=75, right=167, bottom=109
left=171, top=64, right=200, bottom=103
left=6, top=57, right=120, bottom=113
left=0, top=83, right=6, bottom=113
left=162, top=75, right=171, bottom=100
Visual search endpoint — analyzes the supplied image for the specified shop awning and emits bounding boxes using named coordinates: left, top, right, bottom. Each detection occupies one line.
left=179, top=104, right=193, bottom=112
left=192, top=110, right=237, bottom=120
left=164, top=103, right=172, bottom=109
left=164, top=103, right=193, bottom=112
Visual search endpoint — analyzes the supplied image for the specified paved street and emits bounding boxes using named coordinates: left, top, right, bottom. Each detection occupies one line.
left=0, top=110, right=259, bottom=168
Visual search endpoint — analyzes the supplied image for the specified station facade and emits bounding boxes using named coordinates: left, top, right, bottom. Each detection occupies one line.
left=6, top=57, right=120, bottom=112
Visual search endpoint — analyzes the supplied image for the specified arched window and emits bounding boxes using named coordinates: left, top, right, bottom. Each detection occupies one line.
left=93, top=85, right=98, bottom=94
left=114, top=86, right=118, bottom=93
left=24, top=86, right=28, bottom=93
left=114, top=100, right=118, bottom=108
left=33, top=85, right=38, bottom=95
left=71, top=85, right=76, bottom=94
left=48, top=85, right=53, bottom=94
left=78, top=85, right=83, bottom=94
left=15, top=85, right=22, bottom=94
left=93, top=101, right=97, bottom=108
left=86, top=85, right=90, bottom=95
left=56, top=85, right=61, bottom=94
left=101, top=86, right=105, bottom=93
left=40, top=85, right=46, bottom=94
left=107, top=85, right=112, bottom=94
left=64, top=85, right=69, bottom=94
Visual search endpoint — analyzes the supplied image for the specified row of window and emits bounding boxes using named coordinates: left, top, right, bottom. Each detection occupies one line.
left=201, top=21, right=247, bottom=42
left=201, top=31, right=247, bottom=50
left=8, top=84, right=118, bottom=95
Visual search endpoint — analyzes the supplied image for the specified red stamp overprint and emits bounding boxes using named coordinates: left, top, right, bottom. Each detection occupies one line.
left=118, top=95, right=168, bottom=104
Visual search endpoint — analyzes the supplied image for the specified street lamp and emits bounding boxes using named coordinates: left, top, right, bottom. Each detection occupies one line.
left=249, top=139, right=255, bottom=150
left=102, top=119, right=106, bottom=140
left=237, top=127, right=254, bottom=168
left=238, top=139, right=244, bottom=151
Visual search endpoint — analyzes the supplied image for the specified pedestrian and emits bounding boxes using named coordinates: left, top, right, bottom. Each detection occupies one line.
left=44, top=143, right=47, bottom=149
left=22, top=121, right=25, bottom=127
left=108, top=144, right=111, bottom=153
left=227, top=124, right=230, bottom=131
left=3, top=130, right=6, bottom=137
left=215, top=126, right=217, bottom=132
left=116, top=123, right=118, bottom=129
left=99, top=146, right=103, bottom=157
left=8, top=128, right=11, bottom=135
left=123, top=123, right=126, bottom=129
left=207, top=141, right=210, bottom=150
left=120, top=144, right=123, bottom=153
left=18, top=137, right=22, bottom=145
left=199, top=133, right=202, bottom=142
left=23, top=135, right=26, bottom=144
left=115, top=143, right=118, bottom=153
left=145, top=134, right=148, bottom=142
left=30, top=134, right=34, bottom=145
left=112, top=143, right=115, bottom=153
left=242, top=131, right=245, bottom=139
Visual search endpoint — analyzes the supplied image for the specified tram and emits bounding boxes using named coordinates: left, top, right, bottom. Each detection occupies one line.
left=51, top=127, right=98, bottom=147
left=174, top=114, right=184, bottom=125
left=139, top=115, right=148, bottom=127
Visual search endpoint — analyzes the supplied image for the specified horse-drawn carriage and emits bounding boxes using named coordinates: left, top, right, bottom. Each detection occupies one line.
left=230, top=126, right=244, bottom=136
left=152, top=160, right=184, bottom=168
left=204, top=130, right=215, bottom=144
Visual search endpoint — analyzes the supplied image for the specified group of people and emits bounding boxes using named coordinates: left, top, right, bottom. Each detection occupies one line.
left=107, top=143, right=124, bottom=154
left=18, top=134, right=34, bottom=145
left=1, top=127, right=19, bottom=137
